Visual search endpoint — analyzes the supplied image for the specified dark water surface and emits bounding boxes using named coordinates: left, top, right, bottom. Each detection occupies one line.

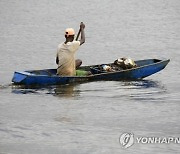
left=0, top=0, right=180, bottom=153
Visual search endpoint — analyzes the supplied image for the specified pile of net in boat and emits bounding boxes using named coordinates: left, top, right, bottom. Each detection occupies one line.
left=99, top=58, right=137, bottom=72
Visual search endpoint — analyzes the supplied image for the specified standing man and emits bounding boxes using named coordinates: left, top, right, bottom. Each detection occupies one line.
left=56, top=22, right=85, bottom=76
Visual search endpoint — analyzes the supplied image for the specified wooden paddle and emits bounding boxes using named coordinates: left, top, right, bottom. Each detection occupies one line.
left=76, top=22, right=84, bottom=41
left=75, top=28, right=81, bottom=41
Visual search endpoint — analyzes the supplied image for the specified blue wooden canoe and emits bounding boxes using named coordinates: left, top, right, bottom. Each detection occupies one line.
left=12, top=59, right=170, bottom=85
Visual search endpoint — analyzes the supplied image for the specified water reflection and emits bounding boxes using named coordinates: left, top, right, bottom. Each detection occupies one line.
left=10, top=79, right=167, bottom=101
left=120, top=80, right=166, bottom=89
left=11, top=83, right=80, bottom=98
left=54, top=84, right=80, bottom=98
left=119, top=80, right=167, bottom=102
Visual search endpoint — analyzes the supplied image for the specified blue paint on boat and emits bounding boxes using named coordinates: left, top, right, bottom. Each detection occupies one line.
left=12, top=59, right=170, bottom=85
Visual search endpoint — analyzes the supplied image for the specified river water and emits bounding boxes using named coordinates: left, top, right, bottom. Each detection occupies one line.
left=0, top=0, right=180, bottom=153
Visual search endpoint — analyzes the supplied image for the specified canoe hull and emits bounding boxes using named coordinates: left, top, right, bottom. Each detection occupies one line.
left=12, top=59, right=170, bottom=85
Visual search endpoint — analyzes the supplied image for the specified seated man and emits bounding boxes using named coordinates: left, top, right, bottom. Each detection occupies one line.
left=56, top=22, right=85, bottom=76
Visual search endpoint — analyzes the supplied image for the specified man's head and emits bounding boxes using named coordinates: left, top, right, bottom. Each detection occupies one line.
left=65, top=28, right=75, bottom=41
